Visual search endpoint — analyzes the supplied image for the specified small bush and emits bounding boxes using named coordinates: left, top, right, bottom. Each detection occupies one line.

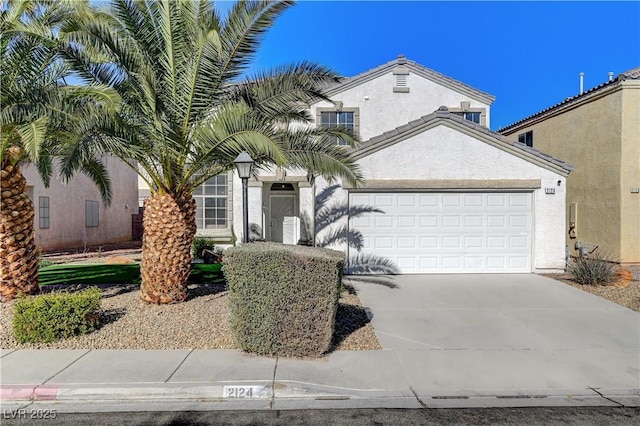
left=192, top=236, right=216, bottom=259
left=224, top=242, right=344, bottom=357
left=13, top=287, right=102, bottom=343
left=568, top=250, right=619, bottom=286
left=38, top=258, right=55, bottom=269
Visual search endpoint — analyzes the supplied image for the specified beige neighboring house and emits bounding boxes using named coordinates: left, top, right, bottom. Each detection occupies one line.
left=23, top=156, right=139, bottom=251
left=499, top=67, right=640, bottom=264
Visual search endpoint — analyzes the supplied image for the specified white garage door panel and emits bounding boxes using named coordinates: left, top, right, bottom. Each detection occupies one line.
left=349, top=192, right=532, bottom=273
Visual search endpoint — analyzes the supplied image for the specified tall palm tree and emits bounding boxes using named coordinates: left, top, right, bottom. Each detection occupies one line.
left=0, top=0, right=118, bottom=301
left=63, top=0, right=363, bottom=304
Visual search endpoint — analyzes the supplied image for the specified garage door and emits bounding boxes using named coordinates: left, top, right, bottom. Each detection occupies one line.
left=348, top=192, right=532, bottom=273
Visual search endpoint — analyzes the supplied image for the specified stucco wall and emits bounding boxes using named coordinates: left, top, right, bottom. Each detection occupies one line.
left=316, top=124, right=568, bottom=272
left=311, top=71, right=491, bottom=141
left=23, top=156, right=139, bottom=251
left=503, top=81, right=639, bottom=263
left=620, top=82, right=640, bottom=262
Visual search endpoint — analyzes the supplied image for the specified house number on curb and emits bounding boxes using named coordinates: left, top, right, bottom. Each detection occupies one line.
left=223, top=385, right=269, bottom=398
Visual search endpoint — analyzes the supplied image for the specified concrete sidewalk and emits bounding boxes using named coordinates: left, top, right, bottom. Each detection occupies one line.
left=1, top=274, right=639, bottom=412
left=1, top=346, right=638, bottom=412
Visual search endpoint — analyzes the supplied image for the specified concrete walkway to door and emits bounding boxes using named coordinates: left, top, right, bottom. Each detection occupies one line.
left=348, top=274, right=639, bottom=404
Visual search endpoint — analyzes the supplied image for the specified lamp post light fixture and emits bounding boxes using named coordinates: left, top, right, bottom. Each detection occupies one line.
left=233, top=151, right=254, bottom=244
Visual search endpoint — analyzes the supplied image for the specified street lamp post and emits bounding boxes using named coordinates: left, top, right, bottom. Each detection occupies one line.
left=233, top=152, right=254, bottom=244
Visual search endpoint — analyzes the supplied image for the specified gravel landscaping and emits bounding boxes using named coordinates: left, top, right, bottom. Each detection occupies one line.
left=546, top=265, right=640, bottom=313
left=0, top=282, right=381, bottom=351
left=1, top=242, right=382, bottom=352
left=3, top=243, right=638, bottom=351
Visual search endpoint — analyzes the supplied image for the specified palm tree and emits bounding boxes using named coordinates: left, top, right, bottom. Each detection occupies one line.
left=1, top=0, right=118, bottom=301
left=63, top=0, right=363, bottom=304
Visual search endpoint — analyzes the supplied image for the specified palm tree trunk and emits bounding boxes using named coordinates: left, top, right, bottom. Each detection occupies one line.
left=1, top=165, right=39, bottom=302
left=140, top=192, right=197, bottom=304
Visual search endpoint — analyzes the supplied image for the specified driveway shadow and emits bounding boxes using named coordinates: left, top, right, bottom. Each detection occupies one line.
left=345, top=275, right=398, bottom=289
left=185, top=283, right=227, bottom=301
left=327, top=302, right=373, bottom=353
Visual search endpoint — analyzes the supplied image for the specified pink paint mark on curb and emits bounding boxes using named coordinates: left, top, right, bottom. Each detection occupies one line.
left=0, top=386, right=36, bottom=401
left=0, top=386, right=58, bottom=401
left=34, top=386, right=58, bottom=400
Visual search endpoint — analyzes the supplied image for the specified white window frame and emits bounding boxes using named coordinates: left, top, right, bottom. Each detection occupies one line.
left=193, top=173, right=230, bottom=230
left=449, top=107, right=487, bottom=126
left=317, top=107, right=360, bottom=146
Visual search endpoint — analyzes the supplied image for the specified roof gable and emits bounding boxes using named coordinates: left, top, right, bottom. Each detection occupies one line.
left=325, top=55, right=495, bottom=105
left=351, top=107, right=574, bottom=177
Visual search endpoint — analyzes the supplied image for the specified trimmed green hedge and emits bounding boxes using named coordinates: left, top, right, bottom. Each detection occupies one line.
left=224, top=242, right=344, bottom=357
left=13, top=287, right=102, bottom=343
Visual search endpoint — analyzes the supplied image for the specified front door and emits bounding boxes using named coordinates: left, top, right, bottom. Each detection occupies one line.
left=269, top=195, right=296, bottom=243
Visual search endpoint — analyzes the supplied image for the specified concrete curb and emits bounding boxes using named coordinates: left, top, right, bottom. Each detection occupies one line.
left=2, top=383, right=638, bottom=409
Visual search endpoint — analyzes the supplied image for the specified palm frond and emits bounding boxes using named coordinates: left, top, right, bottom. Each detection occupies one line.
left=277, top=127, right=364, bottom=187
left=15, top=116, right=48, bottom=163
left=218, top=0, right=294, bottom=82
left=57, top=0, right=360, bottom=199
left=36, top=149, right=52, bottom=187
left=77, top=158, right=112, bottom=205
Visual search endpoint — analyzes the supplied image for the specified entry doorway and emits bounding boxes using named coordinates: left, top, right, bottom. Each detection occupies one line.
left=268, top=194, right=296, bottom=243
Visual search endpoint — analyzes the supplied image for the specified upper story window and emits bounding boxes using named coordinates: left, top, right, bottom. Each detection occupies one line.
left=321, top=111, right=354, bottom=146
left=450, top=103, right=487, bottom=126
left=317, top=107, right=360, bottom=146
left=518, top=131, right=533, bottom=147
left=454, top=111, right=481, bottom=124
left=193, top=174, right=228, bottom=230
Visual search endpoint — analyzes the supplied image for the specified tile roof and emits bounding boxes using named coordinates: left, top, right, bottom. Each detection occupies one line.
left=498, top=66, right=640, bottom=133
left=325, top=55, right=495, bottom=105
left=620, top=66, right=640, bottom=79
left=353, top=107, right=574, bottom=175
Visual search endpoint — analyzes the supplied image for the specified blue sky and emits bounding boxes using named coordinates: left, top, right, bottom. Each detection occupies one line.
left=217, top=1, right=640, bottom=130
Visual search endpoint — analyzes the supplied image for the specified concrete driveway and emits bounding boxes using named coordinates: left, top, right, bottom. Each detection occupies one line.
left=348, top=274, right=640, bottom=401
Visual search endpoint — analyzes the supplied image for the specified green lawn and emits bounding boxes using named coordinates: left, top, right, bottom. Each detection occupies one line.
left=39, top=263, right=224, bottom=286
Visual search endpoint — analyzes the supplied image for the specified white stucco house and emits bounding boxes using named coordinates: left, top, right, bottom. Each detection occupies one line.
left=143, top=55, right=574, bottom=274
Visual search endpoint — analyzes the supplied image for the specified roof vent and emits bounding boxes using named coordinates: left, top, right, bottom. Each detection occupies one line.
left=393, top=64, right=410, bottom=93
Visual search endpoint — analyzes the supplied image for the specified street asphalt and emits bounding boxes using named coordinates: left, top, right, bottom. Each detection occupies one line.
left=1, top=274, right=638, bottom=412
